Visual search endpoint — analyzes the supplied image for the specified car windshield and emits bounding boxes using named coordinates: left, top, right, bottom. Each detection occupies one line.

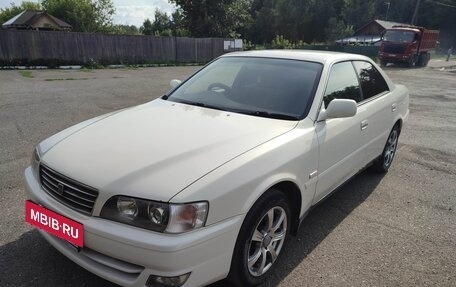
left=166, top=57, right=323, bottom=120
left=383, top=30, right=416, bottom=43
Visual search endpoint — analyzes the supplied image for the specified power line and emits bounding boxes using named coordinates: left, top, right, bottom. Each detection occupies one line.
left=426, top=0, right=456, bottom=8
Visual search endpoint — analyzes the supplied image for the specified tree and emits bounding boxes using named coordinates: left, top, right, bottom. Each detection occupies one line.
left=0, top=1, right=42, bottom=24
left=341, top=0, right=376, bottom=31
left=151, top=9, right=173, bottom=36
left=325, top=17, right=354, bottom=42
left=140, top=19, right=153, bottom=35
left=110, top=24, right=140, bottom=35
left=41, top=0, right=115, bottom=32
left=171, top=9, right=190, bottom=36
left=169, top=0, right=252, bottom=37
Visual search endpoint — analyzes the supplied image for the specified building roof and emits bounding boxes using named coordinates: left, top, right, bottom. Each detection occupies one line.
left=2, top=10, right=72, bottom=30
left=373, top=20, right=408, bottom=29
left=355, top=19, right=409, bottom=35
left=336, top=35, right=382, bottom=45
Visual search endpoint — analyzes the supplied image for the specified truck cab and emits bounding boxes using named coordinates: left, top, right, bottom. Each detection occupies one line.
left=378, top=26, right=439, bottom=67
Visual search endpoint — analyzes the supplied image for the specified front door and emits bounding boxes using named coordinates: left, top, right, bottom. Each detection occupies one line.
left=313, top=61, right=369, bottom=204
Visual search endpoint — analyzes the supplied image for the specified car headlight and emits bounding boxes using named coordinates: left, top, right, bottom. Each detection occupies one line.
left=100, top=196, right=208, bottom=234
left=31, top=146, right=41, bottom=178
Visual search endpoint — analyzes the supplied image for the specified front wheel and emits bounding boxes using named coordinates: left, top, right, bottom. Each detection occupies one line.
left=408, top=55, right=417, bottom=67
left=371, top=125, right=400, bottom=173
left=228, top=189, right=291, bottom=286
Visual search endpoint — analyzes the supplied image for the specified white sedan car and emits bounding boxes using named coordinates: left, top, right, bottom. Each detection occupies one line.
left=24, top=50, right=409, bottom=287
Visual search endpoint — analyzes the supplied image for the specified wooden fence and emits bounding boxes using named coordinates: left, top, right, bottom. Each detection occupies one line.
left=0, top=30, right=228, bottom=66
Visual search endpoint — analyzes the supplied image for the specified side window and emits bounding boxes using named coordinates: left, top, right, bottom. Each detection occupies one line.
left=323, top=62, right=361, bottom=108
left=353, top=61, right=389, bottom=100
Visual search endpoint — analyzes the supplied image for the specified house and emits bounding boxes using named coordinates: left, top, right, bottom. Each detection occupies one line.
left=2, top=10, right=72, bottom=31
left=336, top=19, right=409, bottom=46
left=354, top=19, right=408, bottom=36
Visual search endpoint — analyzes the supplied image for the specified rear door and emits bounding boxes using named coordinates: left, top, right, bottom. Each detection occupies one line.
left=352, top=61, right=394, bottom=163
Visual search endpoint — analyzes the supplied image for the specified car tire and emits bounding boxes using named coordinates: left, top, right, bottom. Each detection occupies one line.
left=408, top=55, right=417, bottom=68
left=371, top=124, right=400, bottom=173
left=227, top=189, right=291, bottom=286
left=380, top=60, right=387, bottom=67
left=418, top=53, right=428, bottom=67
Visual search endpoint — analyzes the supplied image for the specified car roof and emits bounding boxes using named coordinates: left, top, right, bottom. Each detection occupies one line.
left=221, top=50, right=370, bottom=64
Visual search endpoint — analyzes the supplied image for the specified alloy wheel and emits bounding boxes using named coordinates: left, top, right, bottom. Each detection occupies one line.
left=247, top=206, right=287, bottom=277
left=384, top=129, right=398, bottom=167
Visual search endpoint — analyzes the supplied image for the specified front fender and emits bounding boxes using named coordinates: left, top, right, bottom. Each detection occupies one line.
left=171, top=120, right=319, bottom=226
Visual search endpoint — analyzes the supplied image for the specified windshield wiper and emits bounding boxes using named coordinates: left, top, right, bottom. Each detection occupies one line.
left=250, top=111, right=299, bottom=120
left=174, top=99, right=231, bottom=112
left=184, top=100, right=208, bottom=108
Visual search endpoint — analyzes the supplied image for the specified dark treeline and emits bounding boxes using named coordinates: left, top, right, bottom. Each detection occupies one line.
left=169, top=0, right=456, bottom=47
left=1, top=0, right=455, bottom=47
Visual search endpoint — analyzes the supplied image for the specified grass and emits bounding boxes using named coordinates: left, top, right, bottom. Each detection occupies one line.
left=80, top=68, right=95, bottom=73
left=19, top=70, right=34, bottom=78
left=45, top=77, right=91, bottom=81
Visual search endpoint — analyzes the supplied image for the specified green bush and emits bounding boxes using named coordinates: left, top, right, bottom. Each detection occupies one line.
left=243, top=40, right=256, bottom=51
left=271, top=35, right=294, bottom=49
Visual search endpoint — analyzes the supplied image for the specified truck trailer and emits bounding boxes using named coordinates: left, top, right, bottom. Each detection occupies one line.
left=378, top=25, right=439, bottom=67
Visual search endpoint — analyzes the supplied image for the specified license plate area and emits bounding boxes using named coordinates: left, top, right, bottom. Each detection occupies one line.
left=25, top=200, right=84, bottom=247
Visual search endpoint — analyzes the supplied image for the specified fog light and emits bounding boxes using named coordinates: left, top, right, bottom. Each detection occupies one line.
left=146, top=273, right=190, bottom=287
left=117, top=197, right=138, bottom=217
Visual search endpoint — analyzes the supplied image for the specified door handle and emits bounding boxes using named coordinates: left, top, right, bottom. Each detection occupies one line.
left=391, top=103, right=397, bottom=112
left=361, top=120, right=368, bottom=130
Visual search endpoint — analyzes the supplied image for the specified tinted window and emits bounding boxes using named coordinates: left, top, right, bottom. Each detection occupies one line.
left=323, top=62, right=361, bottom=108
left=353, top=61, right=389, bottom=100
left=168, top=57, right=323, bottom=119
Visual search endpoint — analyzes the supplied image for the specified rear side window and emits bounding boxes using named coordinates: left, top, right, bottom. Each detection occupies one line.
left=323, top=62, right=361, bottom=108
left=353, top=61, right=389, bottom=100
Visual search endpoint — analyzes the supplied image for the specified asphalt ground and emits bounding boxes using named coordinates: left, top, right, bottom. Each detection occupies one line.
left=0, top=61, right=455, bottom=287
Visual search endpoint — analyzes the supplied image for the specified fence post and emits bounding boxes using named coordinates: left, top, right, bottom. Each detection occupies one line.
left=194, top=38, right=198, bottom=63
left=174, top=36, right=178, bottom=63
left=211, top=38, right=215, bottom=59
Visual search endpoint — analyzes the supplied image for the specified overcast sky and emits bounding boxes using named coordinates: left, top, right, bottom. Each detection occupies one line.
left=0, top=0, right=176, bottom=27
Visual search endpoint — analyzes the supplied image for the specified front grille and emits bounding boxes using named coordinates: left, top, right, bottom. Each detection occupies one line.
left=383, top=44, right=406, bottom=54
left=40, top=164, right=98, bottom=215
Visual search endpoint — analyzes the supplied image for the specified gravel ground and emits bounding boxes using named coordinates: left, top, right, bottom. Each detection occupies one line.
left=0, top=61, right=455, bottom=287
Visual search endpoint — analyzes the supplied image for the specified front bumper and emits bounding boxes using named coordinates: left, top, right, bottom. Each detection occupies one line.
left=378, top=53, right=411, bottom=63
left=24, top=167, right=243, bottom=287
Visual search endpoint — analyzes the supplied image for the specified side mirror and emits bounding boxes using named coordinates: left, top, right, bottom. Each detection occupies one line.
left=318, top=99, right=357, bottom=121
left=170, top=79, right=182, bottom=89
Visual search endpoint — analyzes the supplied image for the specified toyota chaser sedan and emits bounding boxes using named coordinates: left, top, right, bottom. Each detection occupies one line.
left=24, top=50, right=409, bottom=287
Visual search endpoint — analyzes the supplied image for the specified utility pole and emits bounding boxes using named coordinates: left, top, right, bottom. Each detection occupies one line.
left=411, top=0, right=421, bottom=25
left=385, top=2, right=391, bottom=21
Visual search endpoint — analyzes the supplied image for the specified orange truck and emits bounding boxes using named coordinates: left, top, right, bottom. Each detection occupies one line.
left=378, top=25, right=439, bottom=67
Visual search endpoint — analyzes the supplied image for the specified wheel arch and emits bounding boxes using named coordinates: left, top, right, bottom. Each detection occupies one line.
left=394, top=118, right=403, bottom=134
left=264, top=181, right=302, bottom=236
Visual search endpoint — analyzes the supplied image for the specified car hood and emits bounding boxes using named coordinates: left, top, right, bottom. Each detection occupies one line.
left=41, top=99, right=297, bottom=202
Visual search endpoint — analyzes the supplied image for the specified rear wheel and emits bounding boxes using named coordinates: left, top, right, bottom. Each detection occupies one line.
left=418, top=53, right=430, bottom=67
left=424, top=53, right=431, bottom=67
left=371, top=124, right=400, bottom=173
left=228, top=189, right=291, bottom=286
left=418, top=54, right=425, bottom=67
left=380, top=60, right=388, bottom=67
